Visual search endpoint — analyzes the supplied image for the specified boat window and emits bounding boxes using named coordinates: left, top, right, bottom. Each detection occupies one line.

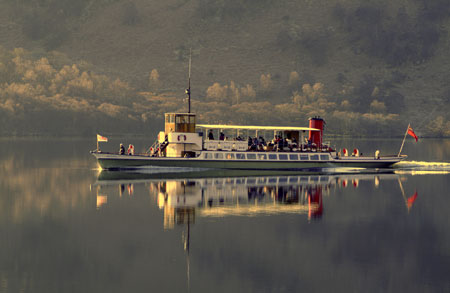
left=166, top=114, right=175, bottom=123
left=204, top=152, right=212, bottom=159
left=288, top=177, right=298, bottom=183
left=268, top=177, right=277, bottom=183
left=236, top=153, right=246, bottom=159
left=320, top=155, right=329, bottom=160
left=300, top=155, right=309, bottom=160
left=257, top=154, right=267, bottom=160
left=300, top=177, right=308, bottom=182
left=268, top=154, right=277, bottom=160
left=189, top=116, right=196, bottom=123
left=279, top=177, right=288, bottom=183
left=257, top=177, right=267, bottom=183
left=247, top=153, right=256, bottom=160
left=247, top=178, right=256, bottom=184
left=214, top=153, right=223, bottom=159
left=289, top=154, right=298, bottom=160
left=310, top=154, right=319, bottom=160
left=226, top=153, right=235, bottom=160
left=311, top=176, right=319, bottom=182
left=320, top=176, right=329, bottom=182
left=279, top=154, right=288, bottom=160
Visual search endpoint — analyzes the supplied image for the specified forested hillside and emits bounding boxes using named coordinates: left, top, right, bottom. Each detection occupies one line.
left=0, top=0, right=449, bottom=137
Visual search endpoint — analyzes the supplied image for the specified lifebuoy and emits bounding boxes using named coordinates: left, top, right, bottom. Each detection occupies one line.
left=343, top=148, right=348, bottom=156
left=177, top=135, right=187, bottom=142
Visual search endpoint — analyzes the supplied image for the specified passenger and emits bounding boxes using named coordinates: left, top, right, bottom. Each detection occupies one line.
left=248, top=136, right=252, bottom=146
left=119, top=143, right=125, bottom=155
left=258, top=143, right=264, bottom=151
left=278, top=138, right=283, bottom=150
left=259, top=136, right=266, bottom=146
left=208, top=130, right=214, bottom=140
left=307, top=139, right=312, bottom=151
left=219, top=132, right=225, bottom=140
left=127, top=144, right=134, bottom=155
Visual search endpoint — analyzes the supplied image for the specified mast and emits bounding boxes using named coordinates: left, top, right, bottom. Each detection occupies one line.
left=185, top=48, right=192, bottom=113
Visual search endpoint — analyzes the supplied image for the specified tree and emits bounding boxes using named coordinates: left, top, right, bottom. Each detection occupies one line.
left=149, top=69, right=161, bottom=91
left=260, top=73, right=273, bottom=91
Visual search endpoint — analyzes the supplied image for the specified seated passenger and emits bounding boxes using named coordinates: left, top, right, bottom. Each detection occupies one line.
left=119, top=143, right=125, bottom=155
left=259, top=136, right=266, bottom=145
left=208, top=130, right=214, bottom=140
left=277, top=138, right=283, bottom=150
left=219, top=132, right=225, bottom=140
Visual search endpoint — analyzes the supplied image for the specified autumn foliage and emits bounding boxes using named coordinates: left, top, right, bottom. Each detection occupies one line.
left=0, top=47, right=447, bottom=137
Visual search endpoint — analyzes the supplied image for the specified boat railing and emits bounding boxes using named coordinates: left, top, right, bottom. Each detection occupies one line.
left=148, top=140, right=160, bottom=155
left=203, top=139, right=335, bottom=154
left=148, top=139, right=169, bottom=157
left=204, top=140, right=247, bottom=151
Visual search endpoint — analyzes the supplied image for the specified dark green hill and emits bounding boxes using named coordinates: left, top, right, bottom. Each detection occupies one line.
left=0, top=0, right=449, bottom=137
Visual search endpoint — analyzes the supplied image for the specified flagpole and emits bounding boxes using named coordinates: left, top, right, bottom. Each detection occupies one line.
left=97, top=139, right=99, bottom=152
left=397, top=177, right=412, bottom=213
left=397, top=123, right=410, bottom=157
left=397, top=177, right=407, bottom=203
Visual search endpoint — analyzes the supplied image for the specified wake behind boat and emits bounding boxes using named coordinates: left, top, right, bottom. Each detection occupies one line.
left=91, top=113, right=406, bottom=170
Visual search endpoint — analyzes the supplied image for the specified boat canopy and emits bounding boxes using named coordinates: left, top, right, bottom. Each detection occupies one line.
left=196, top=124, right=319, bottom=132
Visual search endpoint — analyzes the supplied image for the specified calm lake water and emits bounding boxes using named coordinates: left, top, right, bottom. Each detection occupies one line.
left=0, top=137, right=449, bottom=292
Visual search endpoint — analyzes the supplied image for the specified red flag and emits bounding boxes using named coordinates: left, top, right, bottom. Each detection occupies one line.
left=407, top=126, right=418, bottom=142
left=407, top=191, right=418, bottom=209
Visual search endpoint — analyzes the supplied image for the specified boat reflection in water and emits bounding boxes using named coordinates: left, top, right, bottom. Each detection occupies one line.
left=155, top=175, right=327, bottom=229
left=94, top=170, right=414, bottom=229
left=93, top=170, right=419, bottom=288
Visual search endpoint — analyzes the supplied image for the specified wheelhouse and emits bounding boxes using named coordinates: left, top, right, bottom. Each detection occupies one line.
left=165, top=113, right=196, bottom=133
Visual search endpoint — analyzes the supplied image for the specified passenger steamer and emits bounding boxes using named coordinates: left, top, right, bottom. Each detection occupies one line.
left=92, top=55, right=406, bottom=171
left=92, top=112, right=406, bottom=170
